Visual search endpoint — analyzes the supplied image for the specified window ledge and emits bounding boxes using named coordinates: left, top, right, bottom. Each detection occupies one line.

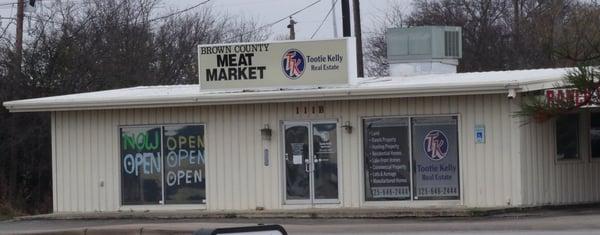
left=555, top=158, right=585, bottom=164
left=120, top=204, right=207, bottom=211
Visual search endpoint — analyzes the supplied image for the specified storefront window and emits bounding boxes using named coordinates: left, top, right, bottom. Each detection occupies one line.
left=591, top=113, right=600, bottom=158
left=363, top=118, right=411, bottom=201
left=163, top=125, right=206, bottom=204
left=411, top=116, right=460, bottom=200
left=120, top=124, right=206, bottom=206
left=556, top=114, right=579, bottom=160
left=363, top=116, right=460, bottom=202
left=120, top=126, right=163, bottom=205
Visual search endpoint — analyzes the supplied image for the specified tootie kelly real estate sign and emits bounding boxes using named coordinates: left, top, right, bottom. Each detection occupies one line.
left=198, top=38, right=356, bottom=89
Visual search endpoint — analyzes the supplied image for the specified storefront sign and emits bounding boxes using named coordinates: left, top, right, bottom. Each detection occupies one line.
left=545, top=88, right=600, bottom=106
left=198, top=38, right=356, bottom=89
left=411, top=117, right=459, bottom=200
left=363, top=118, right=411, bottom=201
left=475, top=125, right=485, bottom=144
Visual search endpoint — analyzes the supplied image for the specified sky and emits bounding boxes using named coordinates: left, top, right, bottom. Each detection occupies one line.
left=0, top=0, right=413, bottom=41
left=172, top=0, right=413, bottom=40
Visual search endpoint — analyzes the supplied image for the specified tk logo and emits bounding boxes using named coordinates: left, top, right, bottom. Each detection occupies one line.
left=423, top=130, right=449, bottom=161
left=282, top=49, right=305, bottom=80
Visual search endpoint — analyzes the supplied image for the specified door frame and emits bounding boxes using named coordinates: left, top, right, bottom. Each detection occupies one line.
left=280, top=120, right=341, bottom=205
left=281, top=121, right=312, bottom=205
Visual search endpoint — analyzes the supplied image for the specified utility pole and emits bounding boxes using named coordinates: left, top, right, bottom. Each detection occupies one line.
left=352, top=0, right=364, bottom=77
left=341, top=0, right=351, bottom=37
left=332, top=0, right=338, bottom=38
left=287, top=17, right=297, bottom=40
left=15, top=0, right=25, bottom=69
left=8, top=0, right=25, bottom=207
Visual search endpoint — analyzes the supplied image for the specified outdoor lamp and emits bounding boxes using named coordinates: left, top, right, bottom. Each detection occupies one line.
left=342, top=121, right=353, bottom=134
left=260, top=124, right=272, bottom=141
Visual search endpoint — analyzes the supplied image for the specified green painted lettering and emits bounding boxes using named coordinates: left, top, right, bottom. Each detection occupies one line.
left=122, top=131, right=160, bottom=151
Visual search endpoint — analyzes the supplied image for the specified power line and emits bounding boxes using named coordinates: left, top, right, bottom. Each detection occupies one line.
left=148, top=0, right=211, bottom=22
left=0, top=2, right=15, bottom=7
left=224, top=0, right=321, bottom=42
left=0, top=0, right=74, bottom=7
left=268, top=0, right=321, bottom=26
left=0, top=0, right=211, bottom=23
left=3, top=0, right=324, bottom=42
left=310, top=0, right=337, bottom=39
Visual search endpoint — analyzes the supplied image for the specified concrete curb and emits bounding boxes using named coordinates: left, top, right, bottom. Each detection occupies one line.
left=11, top=202, right=600, bottom=221
left=6, top=207, right=532, bottom=221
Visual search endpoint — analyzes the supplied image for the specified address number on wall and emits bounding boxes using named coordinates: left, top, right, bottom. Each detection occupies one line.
left=295, top=105, right=325, bottom=115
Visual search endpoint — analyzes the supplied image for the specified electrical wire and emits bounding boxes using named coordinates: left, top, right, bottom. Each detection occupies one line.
left=223, top=0, right=321, bottom=42
left=310, top=0, right=337, bottom=39
left=0, top=2, right=15, bottom=7
left=0, top=0, right=73, bottom=7
left=148, top=0, right=211, bottom=22
left=1, top=0, right=323, bottom=42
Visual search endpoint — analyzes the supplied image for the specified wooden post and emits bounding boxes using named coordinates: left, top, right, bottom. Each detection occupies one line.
left=15, top=0, right=24, bottom=68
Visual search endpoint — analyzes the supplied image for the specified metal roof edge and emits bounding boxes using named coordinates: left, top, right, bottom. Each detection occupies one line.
left=4, top=84, right=511, bottom=113
left=4, top=68, right=570, bottom=113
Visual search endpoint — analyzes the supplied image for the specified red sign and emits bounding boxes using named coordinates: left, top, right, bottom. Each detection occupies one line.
left=545, top=88, right=600, bottom=106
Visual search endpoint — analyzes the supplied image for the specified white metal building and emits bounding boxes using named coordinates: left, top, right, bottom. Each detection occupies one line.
left=5, top=68, right=600, bottom=212
left=4, top=32, right=600, bottom=213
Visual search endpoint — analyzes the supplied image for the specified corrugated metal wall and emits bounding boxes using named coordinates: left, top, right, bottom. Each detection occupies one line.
left=51, top=94, right=524, bottom=212
left=520, top=110, right=600, bottom=205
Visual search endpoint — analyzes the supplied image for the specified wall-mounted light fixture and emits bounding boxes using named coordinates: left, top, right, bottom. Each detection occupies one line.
left=341, top=121, right=353, bottom=134
left=260, top=124, right=272, bottom=141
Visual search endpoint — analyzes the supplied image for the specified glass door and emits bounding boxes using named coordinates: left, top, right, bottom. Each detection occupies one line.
left=283, top=121, right=339, bottom=205
left=284, top=122, right=311, bottom=204
left=312, top=122, right=339, bottom=203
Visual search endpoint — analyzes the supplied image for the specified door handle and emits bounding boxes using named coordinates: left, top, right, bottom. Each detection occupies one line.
left=305, top=160, right=310, bottom=173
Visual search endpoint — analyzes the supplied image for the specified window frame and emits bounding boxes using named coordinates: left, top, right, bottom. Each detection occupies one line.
left=360, top=114, right=462, bottom=204
left=362, top=117, right=412, bottom=201
left=554, top=113, right=582, bottom=162
left=119, top=125, right=164, bottom=206
left=118, top=123, right=207, bottom=208
left=589, top=111, right=600, bottom=160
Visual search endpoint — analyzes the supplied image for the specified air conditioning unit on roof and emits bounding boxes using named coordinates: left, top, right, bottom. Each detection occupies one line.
left=386, top=26, right=462, bottom=76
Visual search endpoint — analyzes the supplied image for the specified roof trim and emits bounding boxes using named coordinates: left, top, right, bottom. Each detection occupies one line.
left=3, top=68, right=570, bottom=112
left=4, top=84, right=512, bottom=112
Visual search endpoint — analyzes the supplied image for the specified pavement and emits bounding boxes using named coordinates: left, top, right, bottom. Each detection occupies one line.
left=3, top=205, right=600, bottom=234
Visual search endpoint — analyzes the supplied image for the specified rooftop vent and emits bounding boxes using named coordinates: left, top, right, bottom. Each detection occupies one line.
left=386, top=26, right=462, bottom=76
